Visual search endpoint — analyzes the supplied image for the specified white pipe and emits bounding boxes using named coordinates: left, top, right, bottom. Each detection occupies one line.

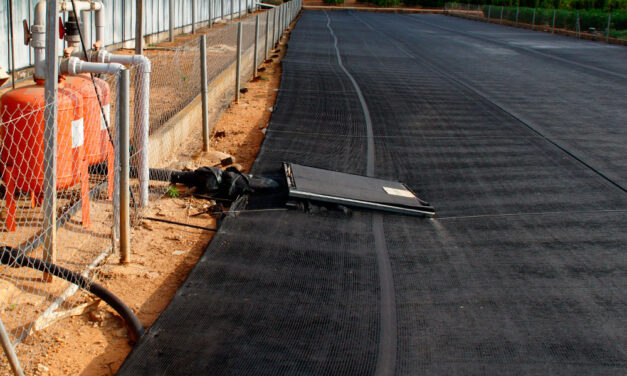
left=60, top=56, right=124, bottom=75
left=95, top=50, right=151, bottom=207
left=32, top=1, right=47, bottom=79
left=32, top=0, right=103, bottom=79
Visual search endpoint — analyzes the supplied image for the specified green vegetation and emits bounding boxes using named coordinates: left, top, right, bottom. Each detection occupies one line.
left=166, top=186, right=180, bottom=198
left=324, top=0, right=344, bottom=4
left=481, top=5, right=626, bottom=38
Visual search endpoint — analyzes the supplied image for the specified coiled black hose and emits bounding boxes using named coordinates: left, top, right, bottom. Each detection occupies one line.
left=0, top=247, right=144, bottom=343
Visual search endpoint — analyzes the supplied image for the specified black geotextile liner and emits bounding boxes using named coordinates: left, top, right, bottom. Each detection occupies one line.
left=120, top=11, right=626, bottom=375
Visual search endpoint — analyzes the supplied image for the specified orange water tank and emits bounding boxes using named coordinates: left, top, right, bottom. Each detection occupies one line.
left=65, top=74, right=114, bottom=198
left=64, top=74, right=111, bottom=164
left=0, top=80, right=90, bottom=231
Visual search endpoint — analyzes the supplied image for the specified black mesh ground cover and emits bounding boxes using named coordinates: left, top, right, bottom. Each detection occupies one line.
left=119, top=11, right=626, bottom=375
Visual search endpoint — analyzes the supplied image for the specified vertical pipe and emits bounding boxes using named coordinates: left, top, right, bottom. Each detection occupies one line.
left=0, top=318, right=25, bottom=376
left=192, top=0, right=196, bottom=33
left=43, top=0, right=59, bottom=283
left=231, top=0, right=233, bottom=20
left=552, top=8, right=556, bottom=32
left=119, top=69, right=131, bottom=264
left=236, top=22, right=242, bottom=102
left=136, top=0, right=144, bottom=55
left=500, top=6, right=503, bottom=24
left=606, top=13, right=611, bottom=41
left=515, top=6, right=519, bottom=25
left=136, top=61, right=151, bottom=208
left=254, top=14, right=259, bottom=77
left=221, top=0, right=225, bottom=21
left=200, top=35, right=209, bottom=151
left=169, top=0, right=174, bottom=41
left=576, top=11, right=580, bottom=37
left=265, top=10, right=269, bottom=58
left=8, top=0, right=16, bottom=88
left=488, top=5, right=491, bottom=20
left=532, top=8, right=535, bottom=28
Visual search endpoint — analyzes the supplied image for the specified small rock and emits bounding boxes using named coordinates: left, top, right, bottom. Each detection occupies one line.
left=166, top=235, right=182, bottom=242
left=261, top=128, right=267, bottom=134
left=37, top=364, right=49, bottom=373
left=240, top=87, right=248, bottom=94
left=88, top=310, right=105, bottom=323
left=268, top=106, right=273, bottom=112
left=141, top=221, right=153, bottom=231
left=258, top=67, right=266, bottom=72
left=214, top=130, right=226, bottom=138
left=172, top=250, right=187, bottom=256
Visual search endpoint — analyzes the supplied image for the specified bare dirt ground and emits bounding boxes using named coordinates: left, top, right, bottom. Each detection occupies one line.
left=10, top=13, right=293, bottom=376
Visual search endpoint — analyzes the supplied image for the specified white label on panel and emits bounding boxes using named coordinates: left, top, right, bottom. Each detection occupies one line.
left=101, top=104, right=111, bottom=130
left=72, top=118, right=84, bottom=148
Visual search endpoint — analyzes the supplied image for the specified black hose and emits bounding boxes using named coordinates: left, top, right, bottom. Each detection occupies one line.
left=0, top=247, right=144, bottom=343
left=89, top=162, right=175, bottom=182
left=142, top=217, right=217, bottom=232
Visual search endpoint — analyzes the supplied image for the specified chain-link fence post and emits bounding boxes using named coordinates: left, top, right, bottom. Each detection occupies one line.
left=488, top=5, right=491, bottom=19
left=200, top=35, right=210, bottom=151
left=119, top=69, right=131, bottom=264
left=43, top=0, right=59, bottom=283
left=169, top=0, right=174, bottom=41
left=231, top=0, right=234, bottom=20
left=192, top=0, right=197, bottom=33
left=500, top=6, right=503, bottom=24
left=254, top=14, right=259, bottom=78
left=136, top=0, right=144, bottom=54
left=607, top=13, right=611, bottom=41
left=515, top=6, right=519, bottom=25
left=222, top=0, right=225, bottom=22
left=265, top=10, right=270, bottom=58
left=236, top=22, right=242, bottom=102
left=0, top=318, right=24, bottom=376
left=552, top=8, right=556, bottom=32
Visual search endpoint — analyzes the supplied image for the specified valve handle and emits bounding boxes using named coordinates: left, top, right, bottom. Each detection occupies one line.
left=59, top=17, right=66, bottom=39
left=22, top=20, right=31, bottom=45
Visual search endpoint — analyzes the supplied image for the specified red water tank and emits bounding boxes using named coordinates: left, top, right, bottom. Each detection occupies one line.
left=65, top=74, right=114, bottom=198
left=0, top=79, right=90, bottom=231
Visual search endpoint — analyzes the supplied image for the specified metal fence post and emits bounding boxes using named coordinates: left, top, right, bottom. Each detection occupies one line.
left=576, top=11, right=580, bottom=38
left=231, top=0, right=234, bottom=20
left=607, top=13, right=611, bottom=41
left=254, top=15, right=259, bottom=77
left=135, top=0, right=144, bottom=54
left=236, top=22, right=242, bottom=102
left=500, top=6, right=503, bottom=24
left=532, top=8, right=536, bottom=28
left=43, top=0, right=59, bottom=283
left=488, top=5, right=491, bottom=19
left=265, top=11, right=270, bottom=58
left=0, top=318, right=24, bottom=376
left=515, top=6, right=519, bottom=25
left=221, top=0, right=225, bottom=22
left=119, top=69, right=131, bottom=264
left=169, top=0, right=174, bottom=41
left=200, top=35, right=209, bottom=151
left=552, top=8, right=556, bottom=32
left=192, top=0, right=196, bottom=33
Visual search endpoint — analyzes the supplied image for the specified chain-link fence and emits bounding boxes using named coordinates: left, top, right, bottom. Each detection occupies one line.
left=445, top=2, right=627, bottom=42
left=0, top=1, right=301, bottom=373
